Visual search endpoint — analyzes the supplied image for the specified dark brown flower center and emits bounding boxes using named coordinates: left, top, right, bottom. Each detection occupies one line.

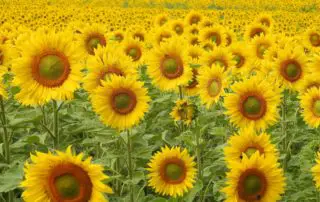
left=86, top=33, right=106, bottom=55
left=280, top=60, right=302, bottom=82
left=160, top=56, right=184, bottom=79
left=250, top=28, right=265, bottom=39
left=310, top=33, right=320, bottom=47
left=126, top=46, right=142, bottom=61
left=257, top=44, right=269, bottom=59
left=160, top=158, right=186, bottom=184
left=207, top=78, right=221, bottom=97
left=241, top=95, right=266, bottom=120
left=233, top=54, right=245, bottom=68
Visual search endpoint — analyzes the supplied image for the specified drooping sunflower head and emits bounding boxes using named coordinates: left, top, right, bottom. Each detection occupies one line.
left=12, top=30, right=83, bottom=106
left=224, top=127, right=278, bottom=166
left=198, top=64, right=227, bottom=108
left=147, top=146, right=197, bottom=198
left=222, top=153, right=285, bottom=202
left=21, top=146, right=113, bottom=202
left=244, top=23, right=269, bottom=41
left=185, top=10, right=203, bottom=26
left=201, top=46, right=236, bottom=73
left=83, top=45, right=138, bottom=94
left=80, top=24, right=107, bottom=55
left=275, top=45, right=307, bottom=91
left=170, top=99, right=198, bottom=125
left=224, top=75, right=281, bottom=130
left=91, top=75, right=150, bottom=130
left=147, top=36, right=193, bottom=91
left=300, top=87, right=320, bottom=128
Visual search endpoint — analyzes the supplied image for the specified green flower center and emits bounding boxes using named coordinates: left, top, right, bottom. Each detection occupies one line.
left=54, top=174, right=80, bottom=199
left=114, top=93, right=131, bottom=110
left=128, top=48, right=139, bottom=60
left=285, top=63, right=300, bottom=78
left=175, top=26, right=183, bottom=35
left=39, top=55, right=65, bottom=80
left=88, top=38, right=101, bottom=50
left=313, top=100, right=320, bottom=117
left=211, top=35, right=217, bottom=43
left=115, top=35, right=123, bottom=42
left=208, top=80, right=220, bottom=97
left=243, top=175, right=263, bottom=196
left=234, top=54, right=243, bottom=68
left=163, top=58, right=178, bottom=74
left=160, top=19, right=167, bottom=26
left=244, top=147, right=258, bottom=158
left=243, top=96, right=262, bottom=115
left=310, top=34, right=320, bottom=46
left=165, top=163, right=183, bottom=181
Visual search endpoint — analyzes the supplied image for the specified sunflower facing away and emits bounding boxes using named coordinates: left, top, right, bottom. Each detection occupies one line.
left=147, top=146, right=197, bottom=198
left=222, top=153, right=285, bottom=202
left=299, top=87, right=320, bottom=128
left=12, top=30, right=83, bottom=106
left=83, top=45, right=137, bottom=94
left=21, top=146, right=113, bottom=202
left=198, top=64, right=227, bottom=109
left=170, top=99, right=197, bottom=126
left=147, top=36, right=192, bottom=91
left=224, top=127, right=278, bottom=166
left=224, top=75, right=281, bottom=130
left=91, top=75, right=150, bottom=130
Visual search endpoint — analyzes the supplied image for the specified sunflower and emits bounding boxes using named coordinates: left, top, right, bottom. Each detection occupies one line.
left=244, top=23, right=269, bottom=41
left=12, top=30, right=83, bottom=106
left=186, top=24, right=200, bottom=36
left=110, top=30, right=126, bottom=43
left=0, top=43, right=18, bottom=72
left=128, top=26, right=147, bottom=43
left=222, top=152, right=285, bottom=202
left=273, top=45, right=308, bottom=91
left=224, top=28, right=237, bottom=47
left=121, top=38, right=145, bottom=66
left=169, top=20, right=185, bottom=36
left=229, top=42, right=254, bottom=75
left=201, top=46, right=236, bottom=73
left=312, top=152, right=320, bottom=189
left=147, top=37, right=193, bottom=91
left=91, top=75, right=150, bottom=130
left=21, top=146, right=113, bottom=202
left=170, top=99, right=197, bottom=125
left=183, top=66, right=200, bottom=96
left=299, top=87, right=320, bottom=128
left=299, top=72, right=320, bottom=94
left=184, top=10, right=203, bottom=26
left=187, top=45, right=204, bottom=65
left=198, top=64, right=227, bottom=109
left=154, top=14, right=169, bottom=27
left=254, top=13, right=274, bottom=28
left=79, top=24, right=107, bottom=55
left=147, top=146, right=197, bottom=198
left=309, top=54, right=320, bottom=73
left=303, top=28, right=320, bottom=52
left=251, top=34, right=274, bottom=68
left=199, top=26, right=226, bottom=47
left=152, top=28, right=174, bottom=47
left=83, top=45, right=137, bottom=94
left=224, top=75, right=281, bottom=130
left=224, top=127, right=278, bottom=166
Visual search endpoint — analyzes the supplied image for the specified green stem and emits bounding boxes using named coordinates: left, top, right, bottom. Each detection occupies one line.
left=282, top=92, right=288, bottom=171
left=0, top=97, right=13, bottom=202
left=178, top=86, right=183, bottom=100
left=0, top=96, right=9, bottom=164
left=116, top=136, right=121, bottom=196
left=196, top=123, right=203, bottom=201
left=53, top=100, right=59, bottom=149
left=127, top=130, right=134, bottom=202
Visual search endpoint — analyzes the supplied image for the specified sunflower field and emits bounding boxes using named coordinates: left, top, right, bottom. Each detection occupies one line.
left=1, top=0, right=320, bottom=201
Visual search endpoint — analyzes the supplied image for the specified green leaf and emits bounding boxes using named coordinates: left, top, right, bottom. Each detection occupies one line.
left=0, top=164, right=24, bottom=192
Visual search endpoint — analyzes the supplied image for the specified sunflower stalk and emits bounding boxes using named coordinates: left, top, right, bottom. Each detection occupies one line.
left=0, top=97, right=14, bottom=202
left=195, top=119, right=203, bottom=201
left=126, top=130, right=134, bottom=202
left=178, top=86, right=184, bottom=132
left=52, top=100, right=61, bottom=149
left=282, top=91, right=288, bottom=171
left=115, top=135, right=122, bottom=196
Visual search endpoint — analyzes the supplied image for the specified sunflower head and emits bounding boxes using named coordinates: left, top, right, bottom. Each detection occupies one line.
left=222, top=153, right=285, bottom=202
left=21, top=146, right=113, bottom=202
left=147, top=146, right=197, bottom=198
left=170, top=99, right=198, bottom=125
